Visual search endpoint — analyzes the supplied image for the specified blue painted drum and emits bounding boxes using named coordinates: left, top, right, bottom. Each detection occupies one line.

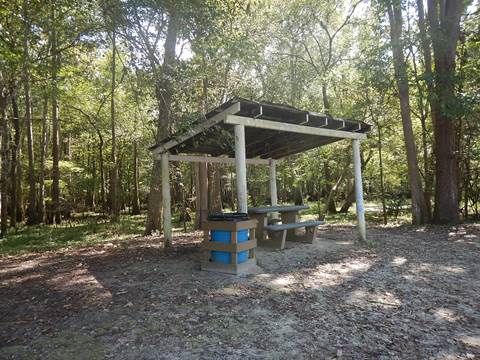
left=211, top=229, right=249, bottom=264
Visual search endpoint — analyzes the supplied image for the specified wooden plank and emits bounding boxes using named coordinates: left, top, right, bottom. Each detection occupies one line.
left=202, top=239, right=257, bottom=252
left=225, top=115, right=367, bottom=140
left=265, top=220, right=325, bottom=231
left=166, top=154, right=271, bottom=165
left=202, top=219, right=258, bottom=232
left=152, top=102, right=241, bottom=154
left=248, top=205, right=309, bottom=214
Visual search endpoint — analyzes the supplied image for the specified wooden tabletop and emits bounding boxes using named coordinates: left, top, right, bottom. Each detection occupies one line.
left=247, top=205, right=309, bottom=214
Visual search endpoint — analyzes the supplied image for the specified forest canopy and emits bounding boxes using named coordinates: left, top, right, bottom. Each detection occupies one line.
left=0, top=0, right=479, bottom=239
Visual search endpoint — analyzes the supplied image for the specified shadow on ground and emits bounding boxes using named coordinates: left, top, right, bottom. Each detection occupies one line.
left=0, top=224, right=479, bottom=359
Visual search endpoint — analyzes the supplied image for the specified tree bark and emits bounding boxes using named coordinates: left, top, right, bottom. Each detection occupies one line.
left=427, top=0, right=463, bottom=223
left=377, top=125, right=388, bottom=225
left=386, top=0, right=429, bottom=225
left=9, top=82, right=21, bottom=227
left=0, top=81, right=9, bottom=237
left=415, top=0, right=435, bottom=218
left=50, top=5, right=61, bottom=224
left=145, top=15, right=177, bottom=236
left=198, top=162, right=208, bottom=224
left=110, top=28, right=119, bottom=222
left=208, top=163, right=222, bottom=213
left=38, top=94, right=48, bottom=222
left=23, top=0, right=37, bottom=225
left=131, top=140, right=140, bottom=215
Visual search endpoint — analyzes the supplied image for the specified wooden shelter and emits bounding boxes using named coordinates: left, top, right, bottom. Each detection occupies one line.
left=150, top=98, right=371, bottom=243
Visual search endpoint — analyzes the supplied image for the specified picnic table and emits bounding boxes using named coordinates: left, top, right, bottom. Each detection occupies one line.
left=248, top=205, right=309, bottom=244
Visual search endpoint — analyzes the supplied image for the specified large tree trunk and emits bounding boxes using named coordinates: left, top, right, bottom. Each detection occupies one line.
left=110, top=29, right=119, bottom=222
left=427, top=0, right=463, bottom=224
left=386, top=0, right=429, bottom=225
left=23, top=0, right=37, bottom=225
left=0, top=81, right=9, bottom=237
left=145, top=15, right=177, bottom=236
left=50, top=5, right=61, bottom=224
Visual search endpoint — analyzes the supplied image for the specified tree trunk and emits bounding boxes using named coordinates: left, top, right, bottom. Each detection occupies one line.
left=208, top=163, right=222, bottom=213
left=386, top=0, right=429, bottom=225
left=23, top=0, right=37, bottom=225
left=99, top=136, right=106, bottom=212
left=194, top=163, right=201, bottom=229
left=427, top=0, right=463, bottom=224
left=38, top=94, right=48, bottom=222
left=9, top=82, right=21, bottom=227
left=198, top=162, right=208, bottom=224
left=51, top=5, right=61, bottom=224
left=322, top=83, right=330, bottom=115
left=131, top=140, right=140, bottom=215
left=415, top=0, right=435, bottom=218
left=0, top=81, right=9, bottom=237
left=377, top=125, right=388, bottom=225
left=110, top=29, right=119, bottom=222
left=145, top=15, right=177, bottom=236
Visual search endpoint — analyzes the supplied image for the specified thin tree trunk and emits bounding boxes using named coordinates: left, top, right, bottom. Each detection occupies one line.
left=131, top=140, right=140, bottom=215
left=416, top=0, right=435, bottom=218
left=208, top=163, right=222, bottom=213
left=194, top=163, right=201, bottom=229
left=9, top=83, right=20, bottom=227
left=110, top=29, right=119, bottom=222
left=322, top=83, right=330, bottom=115
left=50, top=5, right=61, bottom=224
left=377, top=125, right=388, bottom=225
left=99, top=136, right=106, bottom=212
left=0, top=81, right=9, bottom=237
left=386, top=0, right=429, bottom=224
left=38, top=94, right=48, bottom=222
left=145, top=15, right=177, bottom=236
left=23, top=0, right=37, bottom=225
left=198, top=162, right=208, bottom=224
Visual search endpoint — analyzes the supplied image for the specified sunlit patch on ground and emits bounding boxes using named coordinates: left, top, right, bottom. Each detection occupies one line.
left=0, top=224, right=479, bottom=359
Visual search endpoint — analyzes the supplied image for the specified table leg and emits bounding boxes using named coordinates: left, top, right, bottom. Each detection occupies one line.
left=281, top=211, right=298, bottom=240
left=249, top=213, right=267, bottom=243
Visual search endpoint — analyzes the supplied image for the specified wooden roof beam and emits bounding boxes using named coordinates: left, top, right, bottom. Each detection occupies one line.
left=224, top=115, right=367, bottom=140
left=152, top=102, right=241, bottom=154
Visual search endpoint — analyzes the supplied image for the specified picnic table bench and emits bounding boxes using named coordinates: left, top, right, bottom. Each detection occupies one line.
left=265, top=220, right=325, bottom=249
left=248, top=205, right=324, bottom=249
left=248, top=205, right=309, bottom=242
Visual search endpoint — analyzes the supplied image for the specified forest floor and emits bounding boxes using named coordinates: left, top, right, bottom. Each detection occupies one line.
left=1, top=222, right=479, bottom=359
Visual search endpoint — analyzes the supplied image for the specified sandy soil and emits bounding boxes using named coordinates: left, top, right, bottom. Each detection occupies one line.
left=0, top=224, right=479, bottom=359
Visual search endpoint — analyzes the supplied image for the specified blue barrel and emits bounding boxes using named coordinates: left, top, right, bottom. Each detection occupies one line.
left=211, top=229, right=249, bottom=264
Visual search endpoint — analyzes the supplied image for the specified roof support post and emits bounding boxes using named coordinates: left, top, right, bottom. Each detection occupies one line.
left=161, top=152, right=172, bottom=246
left=269, top=159, right=278, bottom=206
left=352, top=139, right=367, bottom=243
left=234, top=124, right=248, bottom=213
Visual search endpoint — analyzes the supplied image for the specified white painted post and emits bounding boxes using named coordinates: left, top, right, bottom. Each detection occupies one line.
left=269, top=159, right=278, bottom=206
left=161, top=153, right=172, bottom=246
left=352, top=139, right=367, bottom=243
left=234, top=124, right=248, bottom=213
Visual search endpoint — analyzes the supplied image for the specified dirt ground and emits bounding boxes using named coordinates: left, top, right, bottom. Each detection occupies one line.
left=1, top=224, right=479, bottom=359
